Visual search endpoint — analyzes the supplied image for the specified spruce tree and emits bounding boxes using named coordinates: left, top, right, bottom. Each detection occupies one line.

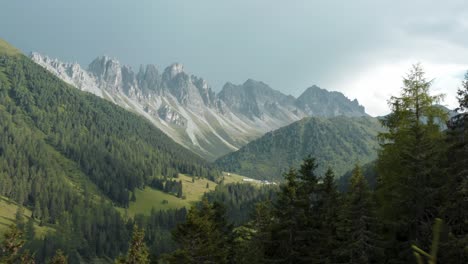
left=266, top=168, right=303, bottom=263
left=337, top=165, right=381, bottom=264
left=24, top=217, right=35, bottom=241
left=116, top=225, right=149, bottom=264
left=15, top=206, right=25, bottom=231
left=317, top=168, right=341, bottom=263
left=296, top=156, right=321, bottom=262
left=438, top=73, right=468, bottom=262
left=165, top=199, right=230, bottom=264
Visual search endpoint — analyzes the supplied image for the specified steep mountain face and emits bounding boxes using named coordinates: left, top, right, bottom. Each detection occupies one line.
left=215, top=116, right=383, bottom=181
left=31, top=53, right=368, bottom=160
left=296, top=85, right=366, bottom=116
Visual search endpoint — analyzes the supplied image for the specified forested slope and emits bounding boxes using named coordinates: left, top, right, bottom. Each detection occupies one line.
left=0, top=39, right=219, bottom=261
left=216, top=116, right=382, bottom=181
left=0, top=42, right=218, bottom=207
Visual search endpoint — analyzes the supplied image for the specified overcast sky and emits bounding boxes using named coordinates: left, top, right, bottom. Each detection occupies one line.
left=2, top=0, right=468, bottom=116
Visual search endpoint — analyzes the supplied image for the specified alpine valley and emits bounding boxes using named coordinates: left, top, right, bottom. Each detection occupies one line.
left=31, top=53, right=368, bottom=161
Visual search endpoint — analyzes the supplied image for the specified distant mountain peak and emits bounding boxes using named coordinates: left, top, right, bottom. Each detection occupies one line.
left=163, top=63, right=185, bottom=80
left=297, top=85, right=367, bottom=117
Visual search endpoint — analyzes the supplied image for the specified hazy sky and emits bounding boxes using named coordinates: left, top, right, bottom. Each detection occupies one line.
left=2, top=0, right=468, bottom=116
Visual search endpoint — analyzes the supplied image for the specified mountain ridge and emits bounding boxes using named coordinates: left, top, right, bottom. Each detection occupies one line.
left=215, top=115, right=383, bottom=181
left=31, top=52, right=368, bottom=160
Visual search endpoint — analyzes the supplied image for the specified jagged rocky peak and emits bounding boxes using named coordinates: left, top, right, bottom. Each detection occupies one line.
left=163, top=63, right=185, bottom=81
left=88, top=56, right=121, bottom=76
left=137, top=64, right=162, bottom=93
left=31, top=52, right=82, bottom=73
left=218, top=81, right=262, bottom=119
left=87, top=56, right=124, bottom=88
left=296, top=85, right=366, bottom=117
left=192, top=75, right=216, bottom=107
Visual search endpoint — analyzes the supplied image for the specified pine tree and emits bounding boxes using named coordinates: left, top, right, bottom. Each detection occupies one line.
left=337, top=165, right=382, bottom=264
left=438, top=73, right=468, bottom=262
left=317, top=168, right=341, bottom=263
left=116, top=225, right=149, bottom=264
left=15, top=206, right=25, bottom=231
left=295, top=156, right=321, bottom=262
left=376, top=64, right=447, bottom=262
left=234, top=201, right=272, bottom=264
left=177, top=180, right=183, bottom=198
left=165, top=199, right=230, bottom=264
left=266, top=168, right=303, bottom=263
left=25, top=217, right=36, bottom=241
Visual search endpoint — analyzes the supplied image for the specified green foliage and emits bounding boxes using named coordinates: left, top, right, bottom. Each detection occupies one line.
left=49, top=250, right=68, bottom=264
left=164, top=199, right=232, bottom=264
left=0, top=45, right=218, bottom=262
left=204, top=183, right=276, bottom=225
left=0, top=53, right=219, bottom=208
left=265, top=157, right=331, bottom=263
left=15, top=207, right=25, bottom=232
left=0, top=39, right=21, bottom=56
left=336, top=164, right=382, bottom=263
left=115, top=226, right=149, bottom=264
left=437, top=74, right=468, bottom=263
left=376, top=64, right=449, bottom=262
left=216, top=116, right=382, bottom=181
left=0, top=224, right=35, bottom=264
left=0, top=225, right=25, bottom=263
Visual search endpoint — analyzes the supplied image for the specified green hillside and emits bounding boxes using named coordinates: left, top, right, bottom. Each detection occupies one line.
left=216, top=116, right=383, bottom=181
left=119, top=173, right=252, bottom=216
left=0, top=41, right=219, bottom=207
left=0, top=39, right=220, bottom=261
left=0, top=196, right=51, bottom=239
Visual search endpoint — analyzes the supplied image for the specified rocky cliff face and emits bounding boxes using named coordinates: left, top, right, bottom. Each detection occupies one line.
left=31, top=52, right=368, bottom=160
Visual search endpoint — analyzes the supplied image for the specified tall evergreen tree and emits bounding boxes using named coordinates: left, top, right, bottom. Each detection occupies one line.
left=116, top=225, right=149, bottom=264
left=15, top=206, right=26, bottom=232
left=337, top=165, right=381, bottom=264
left=24, top=218, right=35, bottom=241
left=317, top=168, right=341, bottom=264
left=165, top=199, right=231, bottom=264
left=438, top=73, right=468, bottom=262
left=296, top=156, right=322, bottom=262
left=234, top=201, right=273, bottom=264
left=376, top=64, right=448, bottom=262
left=266, top=168, right=303, bottom=263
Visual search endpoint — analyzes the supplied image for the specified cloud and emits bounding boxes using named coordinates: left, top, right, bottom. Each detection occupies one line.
left=2, top=0, right=468, bottom=117
left=338, top=61, right=467, bottom=116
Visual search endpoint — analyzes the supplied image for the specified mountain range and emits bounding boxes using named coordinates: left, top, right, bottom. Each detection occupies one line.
left=31, top=53, right=368, bottom=160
